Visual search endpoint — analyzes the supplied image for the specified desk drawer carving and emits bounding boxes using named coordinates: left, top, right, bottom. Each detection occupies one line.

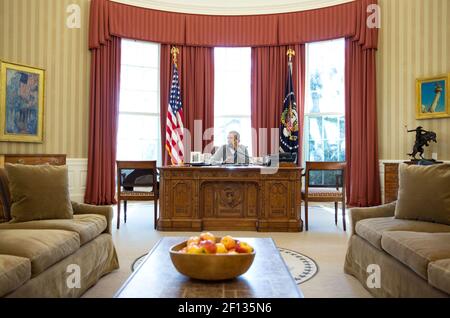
left=158, top=166, right=303, bottom=232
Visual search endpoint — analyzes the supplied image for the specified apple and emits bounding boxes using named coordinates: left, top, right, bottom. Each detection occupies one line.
left=235, top=241, right=254, bottom=253
left=199, top=232, right=216, bottom=243
left=187, top=244, right=205, bottom=254
left=215, top=243, right=228, bottom=254
left=187, top=236, right=200, bottom=247
left=199, top=240, right=217, bottom=254
left=220, top=235, right=236, bottom=250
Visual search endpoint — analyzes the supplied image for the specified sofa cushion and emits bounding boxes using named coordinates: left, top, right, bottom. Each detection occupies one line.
left=395, top=163, right=450, bottom=225
left=5, top=163, right=73, bottom=223
left=0, top=229, right=80, bottom=277
left=428, top=259, right=450, bottom=294
left=0, top=214, right=107, bottom=245
left=0, top=254, right=31, bottom=297
left=381, top=231, right=450, bottom=279
left=355, top=217, right=450, bottom=250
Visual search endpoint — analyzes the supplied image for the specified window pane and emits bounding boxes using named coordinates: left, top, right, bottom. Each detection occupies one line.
left=308, top=140, right=324, bottom=161
left=122, top=39, right=159, bottom=68
left=323, top=116, right=338, bottom=142
left=324, top=140, right=339, bottom=161
left=118, top=40, right=161, bottom=166
left=214, top=48, right=251, bottom=117
left=120, top=90, right=159, bottom=114
left=305, top=39, right=345, bottom=114
left=214, top=47, right=252, bottom=156
left=121, top=65, right=158, bottom=92
left=303, top=38, right=345, bottom=170
left=308, top=117, right=322, bottom=141
left=117, top=114, right=160, bottom=161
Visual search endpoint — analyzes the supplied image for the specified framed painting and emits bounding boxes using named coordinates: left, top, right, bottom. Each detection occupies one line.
left=416, top=74, right=450, bottom=120
left=0, top=61, right=45, bottom=142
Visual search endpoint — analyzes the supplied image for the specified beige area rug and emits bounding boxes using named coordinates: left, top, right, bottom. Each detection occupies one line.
left=131, top=247, right=319, bottom=285
left=82, top=202, right=372, bottom=298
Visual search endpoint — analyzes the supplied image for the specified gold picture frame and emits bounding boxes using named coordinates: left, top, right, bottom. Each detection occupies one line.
left=416, top=74, right=449, bottom=120
left=0, top=61, right=45, bottom=142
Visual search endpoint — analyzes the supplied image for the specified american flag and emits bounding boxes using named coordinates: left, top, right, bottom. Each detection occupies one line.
left=165, top=63, right=185, bottom=165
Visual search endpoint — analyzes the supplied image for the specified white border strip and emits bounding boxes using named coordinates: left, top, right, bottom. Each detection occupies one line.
left=111, top=0, right=355, bottom=16
left=67, top=158, right=88, bottom=203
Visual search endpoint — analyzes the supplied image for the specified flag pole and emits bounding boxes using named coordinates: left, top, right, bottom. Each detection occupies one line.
left=171, top=46, right=179, bottom=68
left=287, top=48, right=295, bottom=73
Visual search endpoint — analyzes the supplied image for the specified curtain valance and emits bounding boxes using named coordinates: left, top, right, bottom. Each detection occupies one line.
left=89, top=0, right=378, bottom=49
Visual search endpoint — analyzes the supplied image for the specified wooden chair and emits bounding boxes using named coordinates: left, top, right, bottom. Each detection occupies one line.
left=116, top=161, right=159, bottom=230
left=301, top=161, right=346, bottom=231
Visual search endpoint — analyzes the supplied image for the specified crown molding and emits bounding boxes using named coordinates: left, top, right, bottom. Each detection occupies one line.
left=111, top=0, right=355, bottom=15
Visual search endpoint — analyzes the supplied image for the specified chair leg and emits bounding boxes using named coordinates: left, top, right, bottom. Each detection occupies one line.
left=334, top=202, right=338, bottom=225
left=117, top=200, right=121, bottom=229
left=154, top=199, right=158, bottom=230
left=124, top=200, right=127, bottom=223
left=304, top=201, right=309, bottom=231
left=342, top=200, right=346, bottom=231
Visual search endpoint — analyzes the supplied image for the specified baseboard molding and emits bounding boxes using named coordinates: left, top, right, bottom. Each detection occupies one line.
left=67, top=158, right=87, bottom=203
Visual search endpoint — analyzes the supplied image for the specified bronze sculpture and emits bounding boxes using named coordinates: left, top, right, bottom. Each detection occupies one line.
left=407, top=126, right=437, bottom=161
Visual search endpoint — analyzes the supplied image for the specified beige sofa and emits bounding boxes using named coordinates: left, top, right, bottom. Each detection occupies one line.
left=0, top=169, right=119, bottom=297
left=344, top=201, right=450, bottom=298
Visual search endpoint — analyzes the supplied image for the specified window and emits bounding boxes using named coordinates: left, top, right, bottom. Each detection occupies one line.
left=214, top=47, right=252, bottom=154
left=303, top=39, right=345, bottom=185
left=117, top=39, right=161, bottom=165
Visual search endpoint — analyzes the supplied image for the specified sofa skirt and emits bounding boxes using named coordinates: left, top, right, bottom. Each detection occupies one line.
left=344, top=235, right=448, bottom=298
left=6, top=233, right=119, bottom=298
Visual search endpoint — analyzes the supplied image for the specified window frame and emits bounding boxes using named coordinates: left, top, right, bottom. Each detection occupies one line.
left=213, top=47, right=252, bottom=154
left=302, top=38, right=346, bottom=167
left=117, top=39, right=162, bottom=165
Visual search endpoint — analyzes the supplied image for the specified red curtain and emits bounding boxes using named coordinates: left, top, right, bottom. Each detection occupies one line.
left=160, top=45, right=171, bottom=166
left=345, top=38, right=381, bottom=207
left=160, top=45, right=215, bottom=164
left=251, top=45, right=305, bottom=161
left=85, top=37, right=121, bottom=205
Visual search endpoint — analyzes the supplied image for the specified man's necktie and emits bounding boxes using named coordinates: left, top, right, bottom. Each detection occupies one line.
left=234, top=150, right=238, bottom=164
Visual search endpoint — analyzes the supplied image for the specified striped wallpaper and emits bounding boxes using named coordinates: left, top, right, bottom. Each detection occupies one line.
left=0, top=0, right=90, bottom=158
left=377, top=0, right=450, bottom=160
left=0, top=0, right=448, bottom=160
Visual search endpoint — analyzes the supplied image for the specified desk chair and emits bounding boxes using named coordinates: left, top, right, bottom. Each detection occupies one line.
left=301, top=161, right=346, bottom=231
left=116, top=161, right=159, bottom=229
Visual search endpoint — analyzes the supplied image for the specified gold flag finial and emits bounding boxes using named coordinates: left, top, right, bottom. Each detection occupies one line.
left=287, top=49, right=295, bottom=62
left=171, top=46, right=180, bottom=67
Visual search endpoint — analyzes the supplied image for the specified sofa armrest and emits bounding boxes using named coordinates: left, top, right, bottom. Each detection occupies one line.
left=71, top=201, right=113, bottom=234
left=349, top=201, right=397, bottom=235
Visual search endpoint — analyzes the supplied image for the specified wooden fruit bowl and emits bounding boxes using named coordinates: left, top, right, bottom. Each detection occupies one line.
left=169, top=239, right=256, bottom=281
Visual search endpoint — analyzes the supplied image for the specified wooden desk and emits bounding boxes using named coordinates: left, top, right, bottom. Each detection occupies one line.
left=115, top=237, right=303, bottom=298
left=157, top=165, right=303, bottom=232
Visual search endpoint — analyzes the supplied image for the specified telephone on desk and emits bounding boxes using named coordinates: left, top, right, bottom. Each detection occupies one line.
left=263, top=152, right=298, bottom=166
left=189, top=152, right=212, bottom=166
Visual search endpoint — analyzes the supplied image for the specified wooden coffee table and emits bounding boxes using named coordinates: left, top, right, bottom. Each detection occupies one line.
left=115, top=237, right=303, bottom=298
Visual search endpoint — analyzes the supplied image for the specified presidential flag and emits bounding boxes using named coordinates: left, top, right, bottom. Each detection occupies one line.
left=279, top=53, right=299, bottom=154
left=165, top=62, right=185, bottom=165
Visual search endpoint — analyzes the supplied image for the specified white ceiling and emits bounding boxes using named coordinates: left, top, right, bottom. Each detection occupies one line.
left=112, top=0, right=355, bottom=15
